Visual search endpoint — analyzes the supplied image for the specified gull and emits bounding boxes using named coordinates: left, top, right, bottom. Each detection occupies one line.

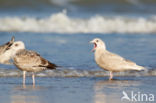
left=0, top=36, right=14, bottom=64
left=10, top=41, right=57, bottom=86
left=90, top=38, right=145, bottom=80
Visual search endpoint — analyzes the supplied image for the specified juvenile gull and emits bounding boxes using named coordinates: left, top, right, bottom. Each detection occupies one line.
left=0, top=36, right=14, bottom=64
left=10, top=41, right=57, bottom=86
left=90, top=38, right=145, bottom=80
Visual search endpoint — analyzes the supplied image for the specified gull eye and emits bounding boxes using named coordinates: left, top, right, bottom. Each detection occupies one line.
left=15, top=44, right=19, bottom=47
left=96, top=40, right=99, bottom=42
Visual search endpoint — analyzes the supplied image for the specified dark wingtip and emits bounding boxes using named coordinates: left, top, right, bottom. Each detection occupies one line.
left=11, top=36, right=15, bottom=43
left=39, top=57, right=58, bottom=70
left=5, top=36, right=15, bottom=50
left=47, top=61, right=58, bottom=69
left=7, top=36, right=15, bottom=45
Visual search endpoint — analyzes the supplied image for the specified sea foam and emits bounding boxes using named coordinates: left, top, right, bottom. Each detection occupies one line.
left=0, top=68, right=155, bottom=77
left=0, top=10, right=156, bottom=34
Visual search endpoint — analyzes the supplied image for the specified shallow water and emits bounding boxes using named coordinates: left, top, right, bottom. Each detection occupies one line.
left=1, top=32, right=156, bottom=69
left=0, top=33, right=156, bottom=103
left=1, top=33, right=156, bottom=76
left=0, top=77, right=155, bottom=103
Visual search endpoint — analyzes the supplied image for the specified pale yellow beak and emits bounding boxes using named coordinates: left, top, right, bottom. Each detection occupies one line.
left=89, top=40, right=94, bottom=44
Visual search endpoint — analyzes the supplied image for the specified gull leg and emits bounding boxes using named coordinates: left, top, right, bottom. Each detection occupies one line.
left=32, top=72, right=35, bottom=87
left=109, top=71, right=113, bottom=80
left=23, top=71, right=26, bottom=87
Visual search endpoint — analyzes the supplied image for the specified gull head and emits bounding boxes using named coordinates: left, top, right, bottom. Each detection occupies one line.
left=10, top=41, right=25, bottom=55
left=90, top=38, right=106, bottom=52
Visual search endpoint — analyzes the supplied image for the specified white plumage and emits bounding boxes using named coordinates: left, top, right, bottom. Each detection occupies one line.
left=90, top=38, right=145, bottom=80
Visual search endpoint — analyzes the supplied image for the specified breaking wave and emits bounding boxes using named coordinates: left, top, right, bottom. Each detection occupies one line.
left=0, top=68, right=155, bottom=77
left=1, top=11, right=156, bottom=34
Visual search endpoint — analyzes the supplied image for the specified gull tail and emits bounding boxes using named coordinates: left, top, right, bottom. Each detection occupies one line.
left=130, top=65, right=146, bottom=71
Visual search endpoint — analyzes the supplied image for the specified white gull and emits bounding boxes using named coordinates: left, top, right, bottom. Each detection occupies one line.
left=90, top=38, right=145, bottom=80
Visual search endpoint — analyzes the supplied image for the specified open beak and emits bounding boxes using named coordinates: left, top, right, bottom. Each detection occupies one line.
left=90, top=40, right=96, bottom=52
left=90, top=40, right=94, bottom=44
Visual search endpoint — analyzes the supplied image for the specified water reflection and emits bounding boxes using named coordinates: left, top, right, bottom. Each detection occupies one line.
left=94, top=80, right=142, bottom=103
left=11, top=85, right=45, bottom=103
left=11, top=95, right=40, bottom=103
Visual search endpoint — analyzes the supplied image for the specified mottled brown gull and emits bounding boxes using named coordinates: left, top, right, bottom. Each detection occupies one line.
left=10, top=41, right=57, bottom=86
left=0, top=36, right=14, bottom=64
left=90, top=38, right=145, bottom=80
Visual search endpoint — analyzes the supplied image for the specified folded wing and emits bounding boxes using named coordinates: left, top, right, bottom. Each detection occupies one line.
left=13, top=49, right=57, bottom=72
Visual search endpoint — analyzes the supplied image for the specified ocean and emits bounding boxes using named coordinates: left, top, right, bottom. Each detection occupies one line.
left=0, top=0, right=156, bottom=103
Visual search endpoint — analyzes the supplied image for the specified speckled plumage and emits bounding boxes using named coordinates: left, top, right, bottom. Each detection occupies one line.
left=10, top=41, right=57, bottom=86
left=13, top=49, right=57, bottom=72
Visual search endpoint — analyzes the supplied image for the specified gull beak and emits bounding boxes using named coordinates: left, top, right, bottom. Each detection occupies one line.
left=89, top=40, right=96, bottom=52
left=89, top=40, right=94, bottom=44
